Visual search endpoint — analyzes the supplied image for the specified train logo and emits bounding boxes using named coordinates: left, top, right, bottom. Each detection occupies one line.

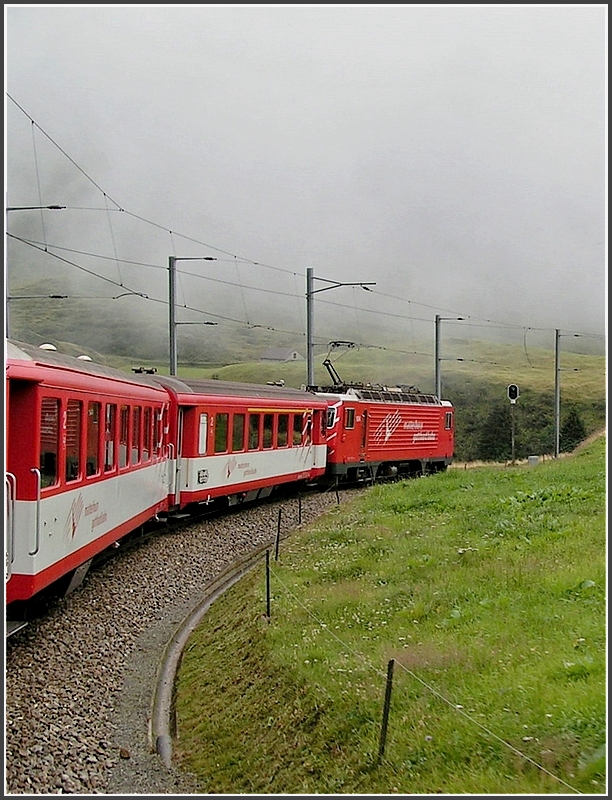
left=63, top=493, right=84, bottom=539
left=373, top=410, right=403, bottom=445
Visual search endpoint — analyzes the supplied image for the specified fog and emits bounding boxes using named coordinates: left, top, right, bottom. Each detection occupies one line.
left=5, top=5, right=607, bottom=361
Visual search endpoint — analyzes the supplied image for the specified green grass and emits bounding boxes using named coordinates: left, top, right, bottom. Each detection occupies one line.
left=174, top=436, right=606, bottom=794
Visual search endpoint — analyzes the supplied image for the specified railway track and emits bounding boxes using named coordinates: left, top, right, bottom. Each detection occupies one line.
left=5, top=487, right=358, bottom=795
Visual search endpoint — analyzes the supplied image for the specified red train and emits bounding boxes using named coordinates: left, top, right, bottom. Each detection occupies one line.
left=5, top=341, right=453, bottom=632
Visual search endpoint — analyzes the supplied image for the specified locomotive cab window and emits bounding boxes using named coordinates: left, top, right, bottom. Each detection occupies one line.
left=40, top=397, right=60, bottom=488
left=326, top=407, right=336, bottom=428
left=344, top=407, right=355, bottom=429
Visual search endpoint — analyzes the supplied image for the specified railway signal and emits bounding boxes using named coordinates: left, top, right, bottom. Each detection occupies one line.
left=507, top=384, right=520, bottom=403
left=507, top=384, right=519, bottom=462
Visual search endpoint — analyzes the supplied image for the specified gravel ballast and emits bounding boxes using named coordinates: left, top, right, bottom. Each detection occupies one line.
left=5, top=490, right=355, bottom=795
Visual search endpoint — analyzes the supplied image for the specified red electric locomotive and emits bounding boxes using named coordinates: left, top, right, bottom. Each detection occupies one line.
left=311, top=360, right=454, bottom=482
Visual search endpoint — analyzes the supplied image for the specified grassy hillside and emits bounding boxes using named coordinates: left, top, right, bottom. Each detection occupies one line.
left=124, top=341, right=605, bottom=462
left=174, top=437, right=606, bottom=794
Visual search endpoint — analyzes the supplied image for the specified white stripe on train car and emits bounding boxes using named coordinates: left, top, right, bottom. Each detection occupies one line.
left=9, top=461, right=168, bottom=577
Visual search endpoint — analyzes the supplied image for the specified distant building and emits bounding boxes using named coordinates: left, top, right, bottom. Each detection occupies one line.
left=261, top=347, right=304, bottom=362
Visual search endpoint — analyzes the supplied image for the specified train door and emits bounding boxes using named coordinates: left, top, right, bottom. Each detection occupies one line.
left=5, top=473, right=15, bottom=584
left=173, top=407, right=185, bottom=504
left=360, top=408, right=368, bottom=461
left=6, top=377, right=39, bottom=597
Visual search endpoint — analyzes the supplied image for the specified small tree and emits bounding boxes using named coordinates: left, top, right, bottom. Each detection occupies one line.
left=477, top=403, right=513, bottom=462
left=560, top=407, right=587, bottom=452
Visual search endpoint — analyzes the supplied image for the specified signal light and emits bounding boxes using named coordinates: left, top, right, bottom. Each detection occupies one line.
left=507, top=384, right=520, bottom=402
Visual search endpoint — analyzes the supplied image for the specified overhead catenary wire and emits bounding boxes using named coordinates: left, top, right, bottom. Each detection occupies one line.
left=30, top=119, right=49, bottom=251
left=7, top=235, right=596, bottom=369
left=6, top=94, right=604, bottom=344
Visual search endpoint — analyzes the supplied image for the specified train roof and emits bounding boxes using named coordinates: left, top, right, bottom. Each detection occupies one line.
left=6, top=342, right=327, bottom=405
left=6, top=340, right=167, bottom=392
left=310, top=384, right=445, bottom=405
left=149, top=374, right=328, bottom=405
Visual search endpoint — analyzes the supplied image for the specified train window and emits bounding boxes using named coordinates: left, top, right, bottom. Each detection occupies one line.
left=326, top=407, right=336, bottom=428
left=277, top=414, right=288, bottom=447
left=361, top=409, right=368, bottom=449
left=248, top=414, right=260, bottom=450
left=292, top=414, right=303, bottom=446
left=143, top=408, right=152, bottom=461
left=40, top=397, right=60, bottom=488
left=154, top=409, right=165, bottom=455
left=119, top=405, right=129, bottom=468
left=445, top=411, right=453, bottom=430
left=214, top=413, right=229, bottom=453
left=344, top=408, right=355, bottom=429
left=232, top=413, right=245, bottom=452
left=198, top=413, right=208, bottom=455
left=304, top=413, right=312, bottom=444
left=86, top=402, right=101, bottom=476
left=66, top=400, right=82, bottom=482
left=105, top=404, right=117, bottom=471
left=263, top=414, right=274, bottom=449
left=320, top=410, right=327, bottom=436
left=131, top=406, right=141, bottom=465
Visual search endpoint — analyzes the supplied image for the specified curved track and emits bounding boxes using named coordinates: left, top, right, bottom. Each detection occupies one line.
left=5, top=488, right=357, bottom=794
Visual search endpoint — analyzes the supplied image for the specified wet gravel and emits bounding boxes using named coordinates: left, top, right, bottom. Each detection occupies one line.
left=5, top=489, right=356, bottom=795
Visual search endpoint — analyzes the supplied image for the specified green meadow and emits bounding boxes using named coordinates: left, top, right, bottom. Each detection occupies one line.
left=174, top=435, right=606, bottom=794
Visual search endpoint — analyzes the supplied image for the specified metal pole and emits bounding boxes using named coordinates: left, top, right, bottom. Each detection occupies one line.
left=434, top=314, right=441, bottom=398
left=5, top=207, right=10, bottom=338
left=377, top=658, right=395, bottom=763
left=265, top=550, right=271, bottom=618
left=306, top=267, right=315, bottom=387
left=169, top=256, right=177, bottom=376
left=554, top=328, right=560, bottom=458
left=511, top=402, right=515, bottom=463
left=275, top=508, right=282, bottom=561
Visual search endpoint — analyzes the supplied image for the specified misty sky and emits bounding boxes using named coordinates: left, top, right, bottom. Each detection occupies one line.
left=5, top=5, right=607, bottom=352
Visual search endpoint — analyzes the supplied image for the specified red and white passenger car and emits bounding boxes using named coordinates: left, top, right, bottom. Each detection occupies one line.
left=5, top=343, right=329, bottom=628
left=151, top=375, right=329, bottom=510
left=5, top=341, right=171, bottom=619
